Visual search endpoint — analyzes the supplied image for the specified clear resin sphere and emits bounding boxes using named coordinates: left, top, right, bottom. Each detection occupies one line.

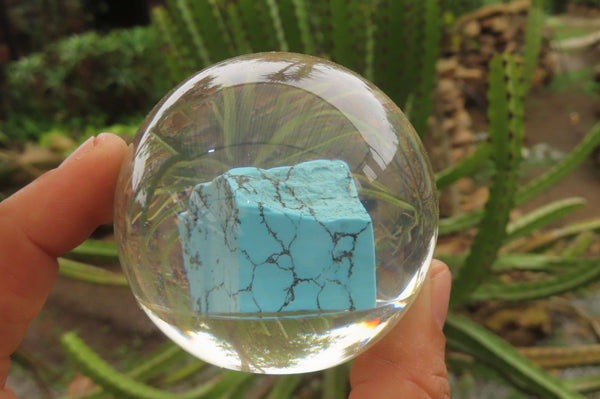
left=114, top=52, right=438, bottom=374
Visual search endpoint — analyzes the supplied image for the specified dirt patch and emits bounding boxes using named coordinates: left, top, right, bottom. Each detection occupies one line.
left=520, top=87, right=600, bottom=223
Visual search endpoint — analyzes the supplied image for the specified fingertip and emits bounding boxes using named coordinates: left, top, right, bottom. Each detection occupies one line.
left=91, top=133, right=128, bottom=165
left=95, top=132, right=127, bottom=148
left=60, top=133, right=127, bottom=169
left=430, top=260, right=452, bottom=330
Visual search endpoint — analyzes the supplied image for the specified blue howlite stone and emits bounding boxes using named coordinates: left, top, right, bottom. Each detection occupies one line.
left=177, top=159, right=376, bottom=314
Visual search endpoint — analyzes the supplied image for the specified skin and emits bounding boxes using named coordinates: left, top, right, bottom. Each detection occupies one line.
left=0, top=133, right=451, bottom=399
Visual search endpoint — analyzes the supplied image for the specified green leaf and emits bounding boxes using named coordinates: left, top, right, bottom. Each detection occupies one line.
left=277, top=0, right=303, bottom=52
left=363, top=5, right=376, bottom=81
left=398, top=0, right=425, bottom=109
left=58, top=258, right=127, bottom=286
left=67, top=239, right=119, bottom=263
left=188, top=0, right=234, bottom=62
left=520, top=0, right=545, bottom=96
left=505, top=197, right=587, bottom=243
left=61, top=332, right=252, bottom=399
left=411, top=0, right=442, bottom=136
left=265, top=0, right=289, bottom=51
left=291, top=0, right=314, bottom=54
left=492, top=253, right=578, bottom=273
left=224, top=3, right=252, bottom=54
left=561, top=231, right=596, bottom=257
left=517, top=122, right=600, bottom=205
left=472, top=258, right=600, bottom=302
left=265, top=375, right=304, bottom=399
left=151, top=7, right=196, bottom=83
left=321, top=363, right=350, bottom=399
left=238, top=0, right=278, bottom=52
left=330, top=0, right=354, bottom=67
left=513, top=218, right=600, bottom=252
left=445, top=315, right=586, bottom=398
left=438, top=209, right=482, bottom=235
left=565, top=373, right=600, bottom=394
left=437, top=252, right=577, bottom=274
left=170, top=0, right=211, bottom=66
left=372, top=0, right=409, bottom=106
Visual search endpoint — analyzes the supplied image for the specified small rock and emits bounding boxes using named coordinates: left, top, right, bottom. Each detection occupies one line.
left=454, top=109, right=473, bottom=130
left=463, top=20, right=481, bottom=38
left=455, top=66, right=484, bottom=81
left=436, top=57, right=459, bottom=77
left=452, top=128, right=474, bottom=146
left=456, top=177, right=475, bottom=194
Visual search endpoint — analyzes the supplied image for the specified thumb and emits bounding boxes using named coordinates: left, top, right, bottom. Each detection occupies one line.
left=350, top=260, right=452, bottom=398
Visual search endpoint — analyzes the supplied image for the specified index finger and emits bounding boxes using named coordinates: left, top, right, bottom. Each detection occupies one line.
left=0, top=133, right=127, bottom=387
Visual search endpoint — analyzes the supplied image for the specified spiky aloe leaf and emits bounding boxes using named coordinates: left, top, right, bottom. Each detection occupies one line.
left=277, top=0, right=303, bottom=52
left=450, top=53, right=524, bottom=308
left=445, top=315, right=586, bottom=398
left=372, top=0, right=409, bottom=106
left=505, top=197, right=587, bottom=243
left=520, top=0, right=545, bottom=96
left=68, top=239, right=119, bottom=263
left=437, top=252, right=590, bottom=275
left=439, top=122, right=600, bottom=235
left=562, top=231, right=596, bottom=257
left=238, top=0, right=277, bottom=52
left=169, top=0, right=211, bottom=66
left=265, top=0, right=289, bottom=51
left=565, top=374, right=600, bottom=394
left=438, top=210, right=481, bottom=235
left=472, top=258, right=600, bottom=302
left=398, top=0, right=425, bottom=108
left=151, top=7, right=196, bottom=84
left=187, top=0, right=234, bottom=62
left=224, top=3, right=252, bottom=54
left=363, top=4, right=376, bottom=81
left=58, top=258, right=127, bottom=286
left=265, top=375, right=304, bottom=399
left=330, top=0, right=355, bottom=68
left=291, top=0, right=313, bottom=54
left=61, top=332, right=252, bottom=399
left=321, top=364, right=350, bottom=399
left=517, top=122, right=600, bottom=204
left=58, top=343, right=189, bottom=399
left=492, top=253, right=581, bottom=273
left=513, top=218, right=600, bottom=253
left=411, top=0, right=442, bottom=137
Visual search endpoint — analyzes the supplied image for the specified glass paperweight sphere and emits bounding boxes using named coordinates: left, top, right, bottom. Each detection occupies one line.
left=114, top=52, right=438, bottom=374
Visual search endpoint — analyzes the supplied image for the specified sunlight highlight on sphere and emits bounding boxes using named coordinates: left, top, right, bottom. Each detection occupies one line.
left=114, top=52, right=438, bottom=374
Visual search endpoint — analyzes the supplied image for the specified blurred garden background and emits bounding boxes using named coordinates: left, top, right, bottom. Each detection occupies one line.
left=4, top=0, right=600, bottom=397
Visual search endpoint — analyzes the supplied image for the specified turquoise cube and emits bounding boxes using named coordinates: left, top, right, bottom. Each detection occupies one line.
left=178, top=159, right=376, bottom=314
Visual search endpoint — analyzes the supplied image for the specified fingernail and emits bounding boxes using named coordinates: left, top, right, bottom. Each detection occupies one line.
left=430, top=262, right=452, bottom=330
left=95, top=132, right=112, bottom=144
left=60, top=136, right=96, bottom=167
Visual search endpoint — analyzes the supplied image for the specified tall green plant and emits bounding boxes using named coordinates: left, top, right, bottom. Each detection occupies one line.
left=152, top=0, right=442, bottom=136
left=450, top=52, right=525, bottom=308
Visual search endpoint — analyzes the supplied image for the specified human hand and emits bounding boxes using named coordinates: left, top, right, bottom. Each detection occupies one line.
left=349, top=259, right=452, bottom=398
left=0, top=133, right=127, bottom=399
left=0, top=133, right=451, bottom=398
